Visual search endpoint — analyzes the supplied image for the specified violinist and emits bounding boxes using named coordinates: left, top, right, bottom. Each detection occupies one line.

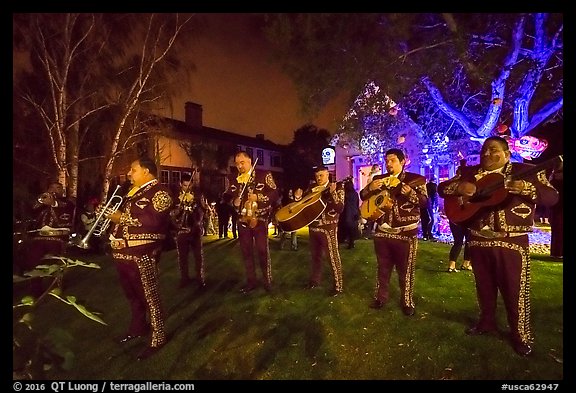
left=170, top=171, right=208, bottom=289
left=299, top=166, right=345, bottom=296
left=359, top=148, right=427, bottom=315
left=225, top=151, right=279, bottom=294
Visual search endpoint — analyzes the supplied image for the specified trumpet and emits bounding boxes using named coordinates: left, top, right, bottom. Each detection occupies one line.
left=69, top=184, right=123, bottom=249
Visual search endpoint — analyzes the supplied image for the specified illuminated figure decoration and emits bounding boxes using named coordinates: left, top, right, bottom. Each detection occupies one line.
left=322, top=146, right=336, bottom=165
left=504, top=135, right=548, bottom=160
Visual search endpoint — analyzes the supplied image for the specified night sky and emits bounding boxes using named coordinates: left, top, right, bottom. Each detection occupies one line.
left=155, top=13, right=350, bottom=145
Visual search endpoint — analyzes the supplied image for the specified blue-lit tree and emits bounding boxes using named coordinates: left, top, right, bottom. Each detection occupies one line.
left=264, top=13, right=563, bottom=160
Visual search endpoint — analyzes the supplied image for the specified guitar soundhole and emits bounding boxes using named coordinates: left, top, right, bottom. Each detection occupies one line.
left=375, top=195, right=384, bottom=205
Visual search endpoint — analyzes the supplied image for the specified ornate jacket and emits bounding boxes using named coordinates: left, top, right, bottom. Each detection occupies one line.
left=110, top=179, right=174, bottom=248
left=438, top=162, right=558, bottom=234
left=31, top=195, right=75, bottom=241
left=226, top=170, right=279, bottom=223
left=171, top=187, right=205, bottom=234
left=308, top=182, right=345, bottom=229
left=360, top=171, right=427, bottom=231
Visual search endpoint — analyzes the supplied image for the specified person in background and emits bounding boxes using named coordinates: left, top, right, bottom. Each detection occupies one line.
left=548, top=166, right=563, bottom=259
left=278, top=188, right=298, bottom=251
left=362, top=164, right=382, bottom=239
left=446, top=220, right=471, bottom=272
left=106, top=156, right=174, bottom=360
left=421, top=176, right=438, bottom=241
left=440, top=161, right=472, bottom=272
left=78, top=200, right=99, bottom=252
left=203, top=202, right=216, bottom=236
left=226, top=151, right=279, bottom=294
left=299, top=166, right=345, bottom=296
left=339, top=179, right=361, bottom=249
left=438, top=136, right=559, bottom=357
left=360, top=148, right=427, bottom=316
left=216, top=193, right=232, bottom=239
left=20, top=181, right=75, bottom=295
left=170, top=172, right=208, bottom=290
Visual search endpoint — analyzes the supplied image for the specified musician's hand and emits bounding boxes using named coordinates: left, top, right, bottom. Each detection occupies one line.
left=294, top=188, right=303, bottom=199
left=248, top=191, right=258, bottom=202
left=329, top=183, right=337, bottom=193
left=504, top=178, right=525, bottom=194
left=400, top=184, right=412, bottom=195
left=369, top=179, right=384, bottom=191
left=233, top=197, right=241, bottom=207
left=457, top=181, right=476, bottom=197
left=107, top=210, right=122, bottom=223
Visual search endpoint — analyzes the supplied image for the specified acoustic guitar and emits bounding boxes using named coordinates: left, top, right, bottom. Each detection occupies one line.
left=275, top=177, right=352, bottom=232
left=444, top=155, right=563, bottom=225
left=360, top=176, right=426, bottom=221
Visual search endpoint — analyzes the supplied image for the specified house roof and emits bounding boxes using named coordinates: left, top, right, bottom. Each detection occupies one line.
left=157, top=116, right=286, bottom=152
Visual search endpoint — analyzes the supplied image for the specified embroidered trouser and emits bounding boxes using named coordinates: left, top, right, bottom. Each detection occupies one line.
left=468, top=234, right=532, bottom=345
left=373, top=231, right=418, bottom=308
left=113, top=245, right=166, bottom=348
left=175, top=230, right=204, bottom=283
left=238, top=220, right=272, bottom=288
left=309, top=226, right=343, bottom=292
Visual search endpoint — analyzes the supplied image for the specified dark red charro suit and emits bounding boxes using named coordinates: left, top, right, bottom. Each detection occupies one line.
left=360, top=171, right=427, bottom=309
left=109, top=179, right=173, bottom=349
left=306, top=181, right=345, bottom=293
left=226, top=170, right=279, bottom=291
left=438, top=161, right=558, bottom=348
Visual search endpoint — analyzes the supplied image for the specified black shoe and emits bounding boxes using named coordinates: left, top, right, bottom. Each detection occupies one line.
left=240, top=285, right=256, bottom=294
left=305, top=282, right=319, bottom=289
left=347, top=244, right=355, bottom=249
left=512, top=341, right=533, bottom=357
left=330, top=289, right=343, bottom=297
left=116, top=333, right=145, bottom=344
left=197, top=281, right=207, bottom=292
left=465, top=326, right=497, bottom=336
left=137, top=343, right=165, bottom=361
left=370, top=299, right=384, bottom=309
left=402, top=306, right=415, bottom=316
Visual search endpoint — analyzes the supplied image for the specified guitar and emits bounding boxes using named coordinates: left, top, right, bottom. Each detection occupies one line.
left=444, top=155, right=563, bottom=225
left=275, top=177, right=352, bottom=232
left=360, top=176, right=426, bottom=221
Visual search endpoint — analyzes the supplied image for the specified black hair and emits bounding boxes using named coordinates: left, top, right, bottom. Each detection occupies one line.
left=137, top=156, right=158, bottom=177
left=484, top=136, right=510, bottom=151
left=385, top=148, right=405, bottom=162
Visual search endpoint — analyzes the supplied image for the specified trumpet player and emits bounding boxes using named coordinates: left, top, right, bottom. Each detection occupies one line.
left=105, top=156, right=174, bottom=361
left=170, top=171, right=208, bottom=290
left=20, top=181, right=75, bottom=295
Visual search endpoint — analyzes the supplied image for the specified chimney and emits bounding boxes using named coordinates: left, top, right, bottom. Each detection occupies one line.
left=256, top=133, right=265, bottom=140
left=185, top=102, right=203, bottom=129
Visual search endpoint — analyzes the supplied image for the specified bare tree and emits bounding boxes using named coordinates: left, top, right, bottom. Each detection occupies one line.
left=14, top=13, right=193, bottom=203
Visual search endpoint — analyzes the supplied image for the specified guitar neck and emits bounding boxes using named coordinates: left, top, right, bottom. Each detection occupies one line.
left=482, top=155, right=562, bottom=195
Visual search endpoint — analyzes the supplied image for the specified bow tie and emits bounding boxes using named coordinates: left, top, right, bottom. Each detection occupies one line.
left=237, top=173, right=251, bottom=184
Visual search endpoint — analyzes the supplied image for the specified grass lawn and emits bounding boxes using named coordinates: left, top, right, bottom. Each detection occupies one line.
left=13, top=229, right=563, bottom=380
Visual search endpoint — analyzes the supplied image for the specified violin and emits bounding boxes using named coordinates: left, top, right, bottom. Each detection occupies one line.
left=239, top=195, right=258, bottom=229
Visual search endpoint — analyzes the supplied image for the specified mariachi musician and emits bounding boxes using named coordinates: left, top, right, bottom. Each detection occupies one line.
left=359, top=148, right=427, bottom=315
left=106, top=156, right=174, bottom=360
left=225, top=151, right=279, bottom=294
left=170, top=171, right=208, bottom=289
left=297, top=166, right=345, bottom=296
left=20, top=181, right=75, bottom=294
left=438, top=136, right=559, bottom=357
left=23, top=182, right=75, bottom=265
